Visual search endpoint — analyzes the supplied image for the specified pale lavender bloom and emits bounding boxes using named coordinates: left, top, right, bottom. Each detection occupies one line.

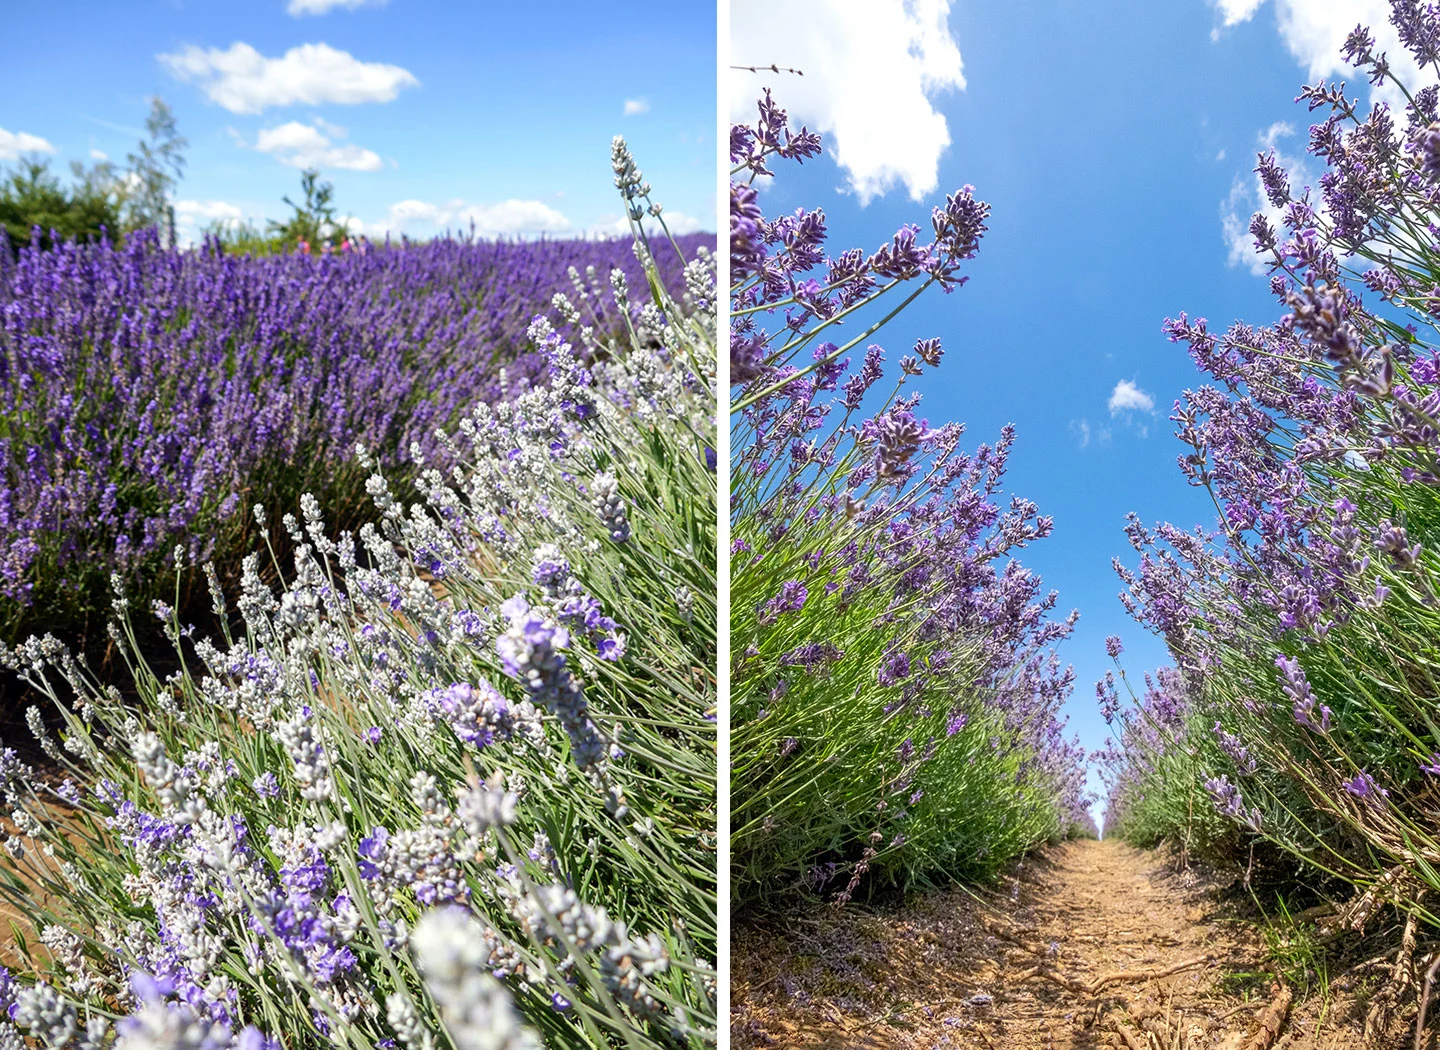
left=411, top=909, right=543, bottom=1050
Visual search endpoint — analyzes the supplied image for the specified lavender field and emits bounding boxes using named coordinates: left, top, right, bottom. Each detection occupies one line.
left=0, top=131, right=719, bottom=1049
left=730, top=3, right=1440, bottom=1046
left=0, top=227, right=710, bottom=647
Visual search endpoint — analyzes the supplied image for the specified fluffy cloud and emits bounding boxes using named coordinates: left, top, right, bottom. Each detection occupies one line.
left=623, top=98, right=650, bottom=116
left=159, top=42, right=418, bottom=114
left=354, top=198, right=572, bottom=239
left=588, top=210, right=708, bottom=238
left=730, top=0, right=965, bottom=204
left=0, top=128, right=56, bottom=160
left=287, top=0, right=388, bottom=15
left=173, top=199, right=248, bottom=247
left=1108, top=380, right=1155, bottom=416
left=1210, top=0, right=1434, bottom=108
left=175, top=199, right=245, bottom=224
left=1211, top=0, right=1267, bottom=34
left=253, top=120, right=383, bottom=171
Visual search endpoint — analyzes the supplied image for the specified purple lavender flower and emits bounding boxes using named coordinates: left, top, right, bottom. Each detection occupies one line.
left=877, top=649, right=912, bottom=687
left=1342, top=770, right=1388, bottom=805
left=0, top=227, right=712, bottom=639
left=759, top=580, right=808, bottom=624
left=1275, top=654, right=1331, bottom=732
left=495, top=596, right=606, bottom=772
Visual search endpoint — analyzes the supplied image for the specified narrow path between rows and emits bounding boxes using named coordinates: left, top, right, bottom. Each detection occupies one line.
left=733, top=840, right=1376, bottom=1049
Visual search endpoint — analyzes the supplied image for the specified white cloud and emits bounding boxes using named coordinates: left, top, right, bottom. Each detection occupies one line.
left=1070, top=418, right=1092, bottom=449
left=287, top=0, right=387, bottom=15
left=158, top=42, right=418, bottom=114
left=730, top=0, right=966, bottom=204
left=623, top=98, right=650, bottom=116
left=1212, top=0, right=1267, bottom=36
left=651, top=210, right=705, bottom=234
left=353, top=198, right=573, bottom=239
left=89, top=148, right=109, bottom=161
left=253, top=120, right=383, bottom=171
left=455, top=200, right=573, bottom=236
left=173, top=199, right=248, bottom=247
left=175, top=199, right=245, bottom=223
left=588, top=210, right=708, bottom=238
left=0, top=128, right=57, bottom=160
left=1209, top=1, right=1434, bottom=109
left=1108, top=380, right=1155, bottom=416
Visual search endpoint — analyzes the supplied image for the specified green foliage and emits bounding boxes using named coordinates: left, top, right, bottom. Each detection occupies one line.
left=0, top=158, right=124, bottom=251
left=267, top=168, right=352, bottom=251
left=0, top=95, right=187, bottom=253
left=1257, top=895, right=1332, bottom=1003
left=201, top=218, right=291, bottom=257
left=124, top=96, right=188, bottom=246
left=730, top=520, right=1069, bottom=902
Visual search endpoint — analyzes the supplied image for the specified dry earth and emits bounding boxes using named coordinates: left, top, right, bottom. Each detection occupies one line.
left=732, top=839, right=1410, bottom=1049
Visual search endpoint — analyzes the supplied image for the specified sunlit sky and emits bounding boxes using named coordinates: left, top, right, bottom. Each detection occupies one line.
left=1, top=0, right=716, bottom=243
left=731, top=0, right=1418, bottom=822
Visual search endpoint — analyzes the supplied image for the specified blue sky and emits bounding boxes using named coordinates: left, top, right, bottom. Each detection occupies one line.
left=731, top=0, right=1411, bottom=820
left=1, top=0, right=715, bottom=243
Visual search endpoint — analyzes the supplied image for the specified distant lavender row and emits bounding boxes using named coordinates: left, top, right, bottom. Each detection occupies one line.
left=0, top=228, right=711, bottom=634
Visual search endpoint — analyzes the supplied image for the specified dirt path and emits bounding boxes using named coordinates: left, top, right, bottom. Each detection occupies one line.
left=732, top=839, right=1379, bottom=1049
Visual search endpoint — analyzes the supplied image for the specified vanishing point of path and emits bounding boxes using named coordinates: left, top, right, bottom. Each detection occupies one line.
left=733, top=839, right=1377, bottom=1049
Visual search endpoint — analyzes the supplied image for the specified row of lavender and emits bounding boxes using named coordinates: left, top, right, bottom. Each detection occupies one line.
left=1100, top=2, right=1440, bottom=957
left=0, top=224, right=709, bottom=644
left=729, top=96, right=1093, bottom=906
left=0, top=142, right=717, bottom=1047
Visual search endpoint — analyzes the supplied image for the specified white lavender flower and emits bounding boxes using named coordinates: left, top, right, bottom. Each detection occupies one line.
left=675, top=585, right=695, bottom=623
left=410, top=909, right=542, bottom=1050
left=456, top=775, right=518, bottom=837
left=591, top=472, right=631, bottom=543
left=385, top=992, right=434, bottom=1050
left=273, top=707, right=333, bottom=801
left=13, top=983, right=78, bottom=1047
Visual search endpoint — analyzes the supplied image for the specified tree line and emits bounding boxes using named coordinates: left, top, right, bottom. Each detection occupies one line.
left=2, top=97, right=352, bottom=255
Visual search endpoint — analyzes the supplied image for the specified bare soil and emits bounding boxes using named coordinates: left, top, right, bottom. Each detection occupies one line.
left=732, top=839, right=1405, bottom=1049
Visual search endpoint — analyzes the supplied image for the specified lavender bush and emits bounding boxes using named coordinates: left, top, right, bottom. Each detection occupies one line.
left=0, top=137, right=717, bottom=1049
left=1103, top=0, right=1440, bottom=950
left=729, top=93, right=1089, bottom=905
left=0, top=218, right=709, bottom=645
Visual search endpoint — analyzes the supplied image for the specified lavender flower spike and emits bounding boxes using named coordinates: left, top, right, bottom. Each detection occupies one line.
left=1275, top=654, right=1330, bottom=732
left=411, top=909, right=543, bottom=1050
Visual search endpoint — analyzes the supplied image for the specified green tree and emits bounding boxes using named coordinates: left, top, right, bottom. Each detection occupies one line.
left=266, top=168, right=351, bottom=250
left=125, top=96, right=187, bottom=245
left=0, top=158, right=123, bottom=252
